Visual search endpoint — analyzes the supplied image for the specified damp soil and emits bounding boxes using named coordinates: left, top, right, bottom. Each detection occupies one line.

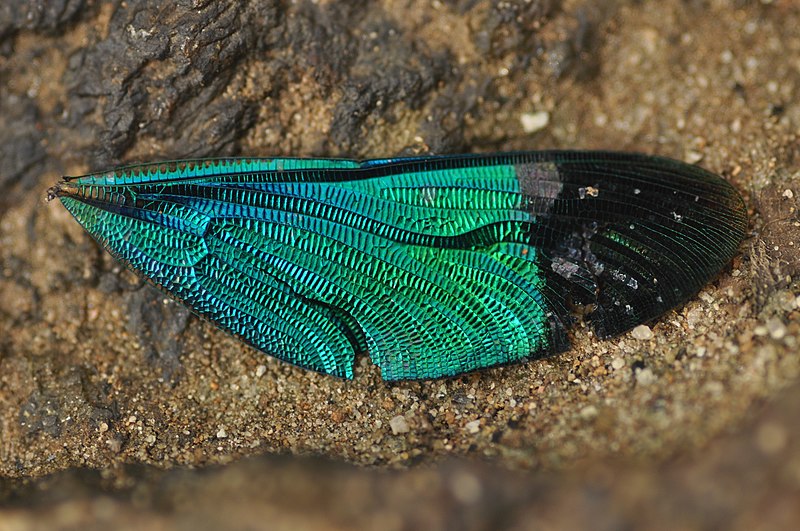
left=1, top=1, right=799, bottom=529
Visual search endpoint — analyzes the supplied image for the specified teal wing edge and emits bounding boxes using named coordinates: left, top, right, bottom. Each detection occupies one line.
left=50, top=152, right=747, bottom=380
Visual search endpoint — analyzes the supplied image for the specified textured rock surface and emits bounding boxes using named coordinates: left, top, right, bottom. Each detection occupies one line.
left=1, top=0, right=799, bottom=527
left=3, top=382, right=799, bottom=530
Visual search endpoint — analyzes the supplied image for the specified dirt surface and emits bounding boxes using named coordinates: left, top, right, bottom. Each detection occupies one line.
left=0, top=0, right=798, bottom=528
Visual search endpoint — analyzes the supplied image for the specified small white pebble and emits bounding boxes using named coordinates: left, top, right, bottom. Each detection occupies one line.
left=579, top=405, right=598, bottom=420
left=686, top=307, right=704, bottom=328
left=635, top=367, right=656, bottom=386
left=255, top=365, right=267, bottom=377
left=611, top=357, right=625, bottom=370
left=766, top=80, right=779, bottom=94
left=389, top=415, right=409, bottom=435
left=699, top=292, right=715, bottom=304
left=520, top=111, right=550, bottom=133
left=685, top=150, right=704, bottom=164
left=465, top=420, right=481, bottom=434
left=631, top=324, right=654, bottom=340
left=450, top=472, right=482, bottom=504
left=216, top=427, right=227, bottom=439
left=783, top=188, right=794, bottom=199
left=766, top=317, right=787, bottom=340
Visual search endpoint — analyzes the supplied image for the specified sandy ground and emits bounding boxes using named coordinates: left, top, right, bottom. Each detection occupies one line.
left=0, top=0, right=798, bottom=528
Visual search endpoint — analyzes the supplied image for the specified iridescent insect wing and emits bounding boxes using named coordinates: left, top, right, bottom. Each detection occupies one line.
left=53, top=152, right=747, bottom=380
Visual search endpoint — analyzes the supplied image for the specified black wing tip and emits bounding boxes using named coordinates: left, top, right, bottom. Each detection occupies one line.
left=534, top=152, right=748, bottom=341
